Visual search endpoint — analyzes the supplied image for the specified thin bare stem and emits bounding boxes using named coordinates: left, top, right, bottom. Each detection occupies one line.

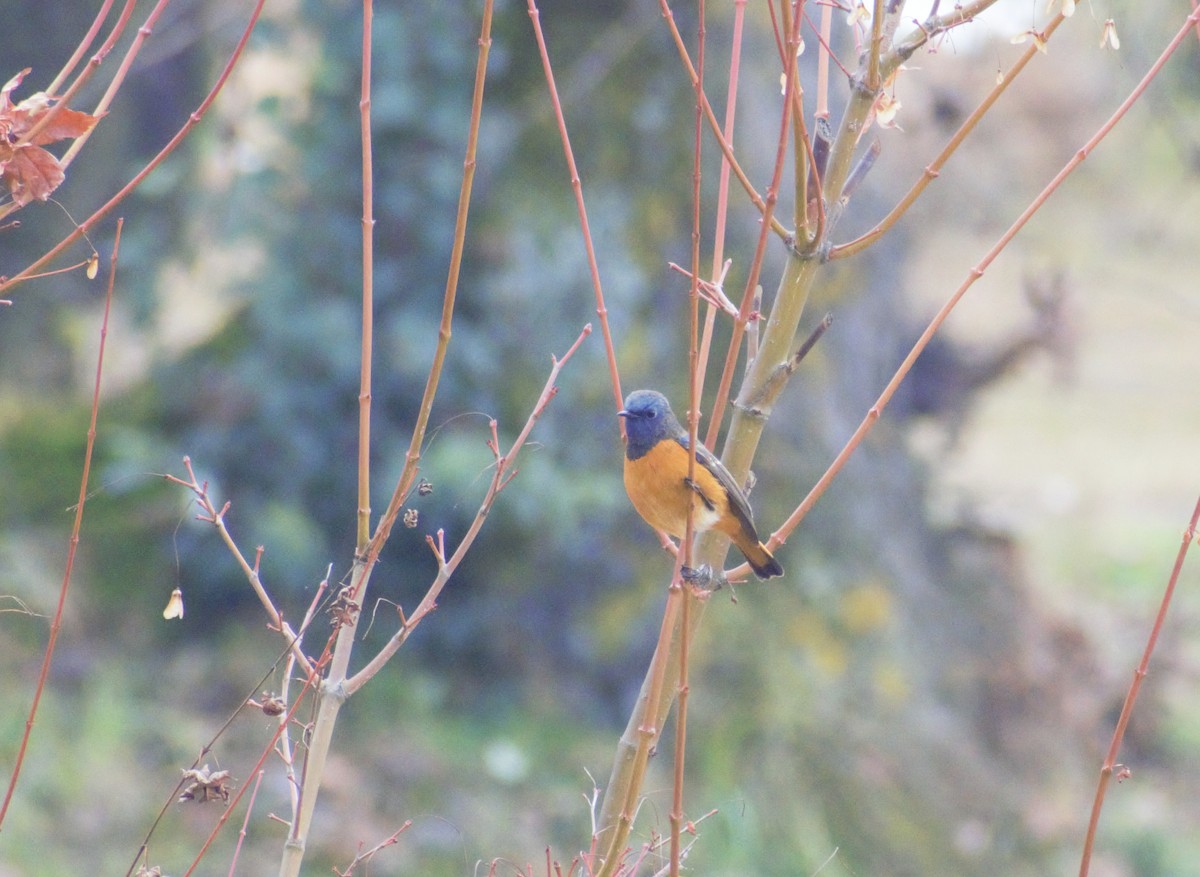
left=357, top=0, right=375, bottom=550
left=0, top=0, right=268, bottom=295
left=867, top=0, right=885, bottom=90
left=0, top=219, right=122, bottom=833
left=45, top=0, right=118, bottom=95
left=669, top=575, right=691, bottom=877
left=671, top=0, right=707, bottom=869
left=60, top=0, right=177, bottom=168
left=344, top=326, right=591, bottom=694
left=780, top=1, right=806, bottom=237
left=9, top=0, right=135, bottom=161
left=527, top=0, right=623, bottom=415
left=773, top=6, right=1200, bottom=548
left=166, top=459, right=314, bottom=676
left=368, top=0, right=494, bottom=557
left=891, top=0, right=1002, bottom=59
left=657, top=0, right=791, bottom=243
left=704, top=1, right=802, bottom=450
left=831, top=13, right=1067, bottom=260
left=598, top=575, right=689, bottom=877
left=280, top=12, right=496, bottom=873
left=1078, top=496, right=1200, bottom=875
left=693, top=0, right=748, bottom=401
left=123, top=643, right=327, bottom=877
left=816, top=1, right=832, bottom=118
left=184, top=672, right=325, bottom=877
left=278, top=567, right=331, bottom=821
left=334, top=822, right=412, bottom=876
left=228, top=770, right=266, bottom=877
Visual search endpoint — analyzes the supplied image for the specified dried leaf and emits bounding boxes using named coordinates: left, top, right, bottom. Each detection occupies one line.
left=0, top=144, right=65, bottom=206
left=0, top=68, right=101, bottom=206
left=24, top=105, right=100, bottom=145
left=0, top=69, right=31, bottom=105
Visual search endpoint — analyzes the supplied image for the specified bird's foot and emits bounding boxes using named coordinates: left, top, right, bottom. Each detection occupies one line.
left=681, top=563, right=724, bottom=596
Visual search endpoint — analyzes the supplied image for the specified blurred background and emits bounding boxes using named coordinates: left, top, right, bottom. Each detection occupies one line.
left=2, top=0, right=1199, bottom=874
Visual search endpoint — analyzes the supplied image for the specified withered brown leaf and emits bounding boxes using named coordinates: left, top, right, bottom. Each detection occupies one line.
left=0, top=68, right=102, bottom=207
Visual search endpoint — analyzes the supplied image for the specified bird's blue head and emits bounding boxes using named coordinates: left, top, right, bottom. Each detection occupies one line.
left=619, top=389, right=683, bottom=460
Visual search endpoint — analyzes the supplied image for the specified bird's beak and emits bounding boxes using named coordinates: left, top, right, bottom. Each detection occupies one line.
left=617, top=409, right=629, bottom=418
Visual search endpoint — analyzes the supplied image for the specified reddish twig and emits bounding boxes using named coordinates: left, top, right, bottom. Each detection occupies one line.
left=45, top=0, right=120, bottom=95
left=669, top=0, right=708, bottom=869
left=121, top=636, right=328, bottom=877
left=356, top=0, right=376, bottom=551
left=693, top=0, right=747, bottom=402
left=180, top=664, right=326, bottom=877
left=59, top=0, right=178, bottom=169
left=526, top=0, right=624, bottom=417
left=280, top=10, right=497, bottom=872
left=4, top=0, right=136, bottom=176
left=344, top=325, right=591, bottom=694
left=769, top=5, right=1200, bottom=553
left=0, top=0, right=267, bottom=295
left=703, top=0, right=803, bottom=449
left=1078, top=497, right=1200, bottom=876
left=165, top=458, right=314, bottom=676
left=656, top=0, right=791, bottom=243
left=0, top=219, right=122, bottom=833
left=366, top=0, right=495, bottom=564
left=227, top=770, right=267, bottom=877
left=332, top=822, right=412, bottom=876
left=814, top=1, right=834, bottom=118
left=831, top=12, right=1068, bottom=260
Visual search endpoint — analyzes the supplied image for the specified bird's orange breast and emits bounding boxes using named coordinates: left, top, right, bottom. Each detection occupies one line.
left=623, top=439, right=728, bottom=537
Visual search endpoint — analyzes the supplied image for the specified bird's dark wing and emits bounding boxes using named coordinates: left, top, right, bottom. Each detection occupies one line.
left=675, top=434, right=760, bottom=539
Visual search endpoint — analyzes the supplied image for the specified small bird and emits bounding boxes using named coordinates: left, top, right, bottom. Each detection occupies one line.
left=619, top=389, right=783, bottom=580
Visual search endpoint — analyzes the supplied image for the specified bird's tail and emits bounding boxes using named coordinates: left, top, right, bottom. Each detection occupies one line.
left=735, top=536, right=784, bottom=580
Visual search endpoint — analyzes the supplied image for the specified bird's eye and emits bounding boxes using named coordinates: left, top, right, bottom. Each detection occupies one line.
left=647, top=410, right=657, bottom=418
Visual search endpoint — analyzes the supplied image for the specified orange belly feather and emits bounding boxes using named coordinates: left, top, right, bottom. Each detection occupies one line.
left=623, top=439, right=729, bottom=537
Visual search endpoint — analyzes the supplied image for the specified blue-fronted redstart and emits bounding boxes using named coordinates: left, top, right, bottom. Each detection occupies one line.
left=619, top=389, right=783, bottom=580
